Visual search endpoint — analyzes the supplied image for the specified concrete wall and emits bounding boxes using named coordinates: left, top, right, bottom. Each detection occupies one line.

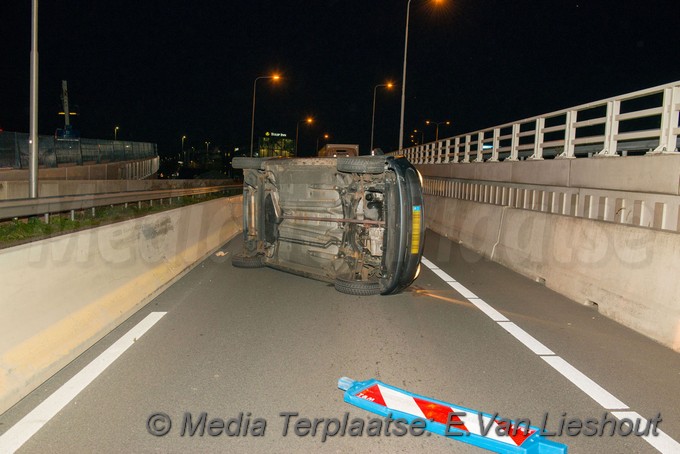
left=418, top=153, right=680, bottom=195
left=424, top=195, right=680, bottom=353
left=0, top=195, right=243, bottom=414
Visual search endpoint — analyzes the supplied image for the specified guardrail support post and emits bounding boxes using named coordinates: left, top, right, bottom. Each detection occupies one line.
left=475, top=132, right=484, bottom=162
left=557, top=110, right=577, bottom=159
left=650, top=85, right=679, bottom=154
left=506, top=123, right=520, bottom=161
left=597, top=100, right=621, bottom=157
left=529, top=118, right=545, bottom=160
left=488, top=128, right=500, bottom=162
left=462, top=135, right=471, bottom=163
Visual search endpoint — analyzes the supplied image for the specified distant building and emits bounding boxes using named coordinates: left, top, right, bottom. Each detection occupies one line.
left=257, top=132, right=293, bottom=157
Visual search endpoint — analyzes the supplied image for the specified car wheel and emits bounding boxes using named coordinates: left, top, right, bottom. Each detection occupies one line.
left=233, top=157, right=266, bottom=170
left=334, top=277, right=382, bottom=296
left=336, top=156, right=385, bottom=174
left=232, top=253, right=265, bottom=268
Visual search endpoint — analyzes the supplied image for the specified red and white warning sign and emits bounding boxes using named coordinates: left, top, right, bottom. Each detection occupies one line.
left=339, top=377, right=567, bottom=453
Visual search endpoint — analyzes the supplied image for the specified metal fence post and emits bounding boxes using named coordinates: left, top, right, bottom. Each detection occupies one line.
left=651, top=85, right=680, bottom=153
left=529, top=117, right=545, bottom=160
left=507, top=123, right=519, bottom=161
left=475, top=132, right=484, bottom=162
left=598, top=100, right=621, bottom=157
left=557, top=110, right=577, bottom=159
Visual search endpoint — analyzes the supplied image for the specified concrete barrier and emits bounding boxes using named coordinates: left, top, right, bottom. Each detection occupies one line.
left=0, top=195, right=243, bottom=414
left=418, top=153, right=680, bottom=196
left=424, top=194, right=680, bottom=353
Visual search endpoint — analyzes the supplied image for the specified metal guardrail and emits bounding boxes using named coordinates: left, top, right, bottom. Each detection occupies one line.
left=0, top=185, right=241, bottom=222
left=396, top=80, right=680, bottom=163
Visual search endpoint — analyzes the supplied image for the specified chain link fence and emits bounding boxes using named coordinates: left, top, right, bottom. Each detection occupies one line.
left=0, top=131, right=157, bottom=169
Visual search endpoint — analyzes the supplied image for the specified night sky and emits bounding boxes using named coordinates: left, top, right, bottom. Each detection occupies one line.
left=2, top=0, right=679, bottom=157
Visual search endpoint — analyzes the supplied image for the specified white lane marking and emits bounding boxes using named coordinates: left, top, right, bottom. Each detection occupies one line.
left=497, top=321, right=554, bottom=355
left=467, top=298, right=509, bottom=322
left=541, top=356, right=628, bottom=410
left=420, top=257, right=438, bottom=269
left=0, top=312, right=166, bottom=454
left=611, top=411, right=680, bottom=454
left=447, top=281, right=479, bottom=299
left=431, top=268, right=456, bottom=282
left=422, top=256, right=680, bottom=451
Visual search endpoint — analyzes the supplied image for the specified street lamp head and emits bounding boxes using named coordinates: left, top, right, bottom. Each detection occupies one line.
left=306, top=117, right=313, bottom=124
left=272, top=74, right=281, bottom=81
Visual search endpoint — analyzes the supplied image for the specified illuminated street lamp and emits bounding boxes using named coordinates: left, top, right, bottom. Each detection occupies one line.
left=181, top=135, right=187, bottom=161
left=295, top=117, right=313, bottom=157
left=370, top=82, right=394, bottom=152
left=114, top=126, right=119, bottom=141
left=316, top=133, right=329, bottom=152
left=425, top=119, right=451, bottom=142
left=250, top=74, right=281, bottom=157
left=412, top=129, right=424, bottom=145
left=398, top=0, right=445, bottom=150
left=205, top=141, right=210, bottom=153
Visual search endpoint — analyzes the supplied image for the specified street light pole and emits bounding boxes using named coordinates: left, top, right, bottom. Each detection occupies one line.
left=425, top=120, right=451, bottom=142
left=371, top=83, right=393, bottom=152
left=295, top=117, right=313, bottom=157
left=316, top=133, right=329, bottom=152
left=398, top=0, right=412, bottom=151
left=28, top=0, right=39, bottom=198
left=250, top=74, right=280, bottom=157
left=114, top=126, right=119, bottom=141
left=398, top=0, right=444, bottom=151
left=181, top=135, right=186, bottom=161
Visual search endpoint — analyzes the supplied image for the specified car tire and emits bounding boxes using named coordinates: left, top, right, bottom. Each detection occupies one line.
left=232, top=253, right=265, bottom=268
left=336, top=157, right=385, bottom=174
left=233, top=157, right=266, bottom=170
left=334, top=277, right=382, bottom=296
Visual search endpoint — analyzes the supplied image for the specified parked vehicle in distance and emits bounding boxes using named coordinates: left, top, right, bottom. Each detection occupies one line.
left=231, top=154, right=425, bottom=295
left=317, top=143, right=359, bottom=157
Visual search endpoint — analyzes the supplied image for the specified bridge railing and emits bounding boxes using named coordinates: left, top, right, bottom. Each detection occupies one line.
left=0, top=131, right=157, bottom=169
left=397, top=80, right=680, bottom=164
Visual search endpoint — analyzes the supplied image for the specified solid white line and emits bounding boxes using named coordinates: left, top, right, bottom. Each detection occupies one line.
left=0, top=312, right=166, bottom=454
left=497, top=321, right=554, bottom=355
left=611, top=411, right=680, bottom=454
left=541, top=356, right=628, bottom=410
left=420, top=257, right=438, bottom=269
left=467, top=298, right=509, bottom=322
left=430, top=268, right=456, bottom=282
left=446, top=281, right=479, bottom=300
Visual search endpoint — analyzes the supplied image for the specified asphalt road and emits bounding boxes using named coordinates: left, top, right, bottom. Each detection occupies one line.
left=1, top=231, right=679, bottom=453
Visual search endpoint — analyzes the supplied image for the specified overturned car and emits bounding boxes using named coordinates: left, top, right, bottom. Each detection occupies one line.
left=231, top=155, right=424, bottom=295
